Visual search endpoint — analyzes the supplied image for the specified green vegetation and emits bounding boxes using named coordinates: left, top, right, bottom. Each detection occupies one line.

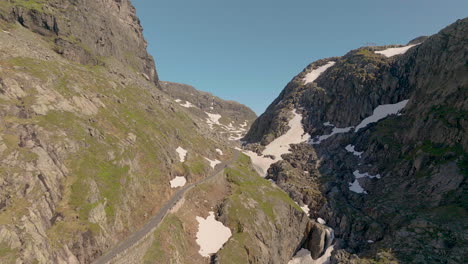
left=0, top=242, right=18, bottom=264
left=142, top=214, right=188, bottom=264
left=9, top=0, right=47, bottom=11
left=430, top=105, right=467, bottom=127
left=217, top=154, right=302, bottom=263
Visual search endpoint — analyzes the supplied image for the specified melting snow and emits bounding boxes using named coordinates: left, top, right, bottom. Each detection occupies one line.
left=180, top=101, right=195, bottom=108
left=243, top=110, right=310, bottom=176
left=349, top=179, right=367, bottom=194
left=215, top=148, right=224, bottom=155
left=345, top=144, right=363, bottom=157
left=317, top=217, right=326, bottom=225
left=353, top=170, right=381, bottom=179
left=169, top=176, right=187, bottom=188
left=368, top=240, right=374, bottom=243
left=196, top=211, right=232, bottom=257
left=174, top=99, right=182, bottom=103
left=303, top=61, right=336, bottom=84
left=205, top=157, right=221, bottom=168
left=240, top=121, right=248, bottom=128
left=355, top=100, right=409, bottom=132
left=312, top=100, right=409, bottom=145
left=176, top=147, right=187, bottom=162
left=311, top=125, right=353, bottom=145
left=205, top=112, right=222, bottom=129
left=375, top=44, right=419, bottom=57
left=301, top=204, right=310, bottom=216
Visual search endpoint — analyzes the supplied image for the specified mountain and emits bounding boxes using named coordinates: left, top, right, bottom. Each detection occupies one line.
left=243, top=18, right=467, bottom=263
left=0, top=1, right=273, bottom=263
left=160, top=81, right=257, bottom=143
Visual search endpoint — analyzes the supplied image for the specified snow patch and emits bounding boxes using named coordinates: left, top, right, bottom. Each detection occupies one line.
left=355, top=100, right=409, bottom=132
left=180, top=101, right=195, bottom=108
left=169, top=176, right=187, bottom=188
left=311, top=125, right=353, bottom=145
left=196, top=211, right=232, bottom=257
left=174, top=99, right=182, bottom=103
left=205, top=112, right=222, bottom=129
left=176, top=147, right=187, bottom=162
left=317, top=217, right=326, bottom=225
left=301, top=204, right=310, bottom=216
left=349, top=179, right=367, bottom=194
left=345, top=144, right=363, bottom=157
left=353, top=170, right=381, bottom=179
left=375, top=44, right=419, bottom=57
left=243, top=110, right=310, bottom=176
left=303, top=61, right=336, bottom=84
left=215, top=148, right=224, bottom=155
left=368, top=240, right=374, bottom=243
left=205, top=157, right=221, bottom=168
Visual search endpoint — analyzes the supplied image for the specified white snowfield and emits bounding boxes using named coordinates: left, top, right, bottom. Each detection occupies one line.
left=355, top=100, right=409, bottom=131
left=353, top=170, right=381, bottom=179
left=349, top=179, right=367, bottom=194
left=317, top=217, right=326, bottom=225
left=303, top=61, right=336, bottom=84
left=205, top=112, right=222, bottom=129
left=176, top=147, right=187, bottom=162
left=215, top=148, right=224, bottom=155
left=180, top=101, right=195, bottom=108
left=169, top=176, right=187, bottom=188
left=301, top=204, right=310, bottom=216
left=244, top=110, right=310, bottom=176
left=311, top=125, right=353, bottom=145
left=345, top=144, right=363, bottom=157
left=312, top=99, right=409, bottom=145
left=204, top=157, right=221, bottom=168
left=349, top=170, right=381, bottom=194
left=196, top=211, right=232, bottom=257
left=375, top=44, right=419, bottom=57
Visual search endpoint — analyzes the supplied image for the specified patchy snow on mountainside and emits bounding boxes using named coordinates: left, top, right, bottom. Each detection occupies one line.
left=174, top=99, right=182, bottom=103
left=355, top=100, right=409, bottom=131
left=169, top=176, right=187, bottom=188
left=176, top=147, right=187, bottom=162
left=303, top=61, right=336, bottom=84
left=345, top=144, right=363, bottom=157
left=180, top=101, right=195, bottom=108
left=205, top=112, right=222, bottom=129
left=311, top=125, right=354, bottom=145
left=353, top=170, right=381, bottom=179
left=317, top=217, right=326, bottom=225
left=204, top=157, right=221, bottom=168
left=196, top=211, right=232, bottom=257
left=301, top=204, right=310, bottom=216
left=349, top=179, right=367, bottom=194
left=244, top=110, right=310, bottom=176
left=215, top=148, right=224, bottom=155
left=375, top=44, right=418, bottom=57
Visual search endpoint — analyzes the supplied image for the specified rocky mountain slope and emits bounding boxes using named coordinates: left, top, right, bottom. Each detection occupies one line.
left=160, top=81, right=256, bottom=143
left=0, top=1, right=272, bottom=263
left=243, top=18, right=467, bottom=263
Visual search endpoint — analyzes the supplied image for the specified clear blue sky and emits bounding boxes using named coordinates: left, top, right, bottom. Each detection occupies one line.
left=132, top=0, right=467, bottom=115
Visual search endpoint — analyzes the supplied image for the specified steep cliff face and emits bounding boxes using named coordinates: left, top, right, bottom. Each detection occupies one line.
left=244, top=18, right=467, bottom=263
left=0, top=0, right=158, bottom=83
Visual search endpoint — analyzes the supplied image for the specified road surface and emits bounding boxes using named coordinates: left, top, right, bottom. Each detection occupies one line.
left=92, top=150, right=240, bottom=264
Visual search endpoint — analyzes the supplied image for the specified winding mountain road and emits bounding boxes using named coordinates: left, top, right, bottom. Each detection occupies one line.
left=92, top=151, right=240, bottom=264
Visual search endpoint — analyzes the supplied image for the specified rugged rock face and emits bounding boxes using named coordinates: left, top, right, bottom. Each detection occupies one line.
left=0, top=1, right=304, bottom=264
left=1, top=0, right=158, bottom=83
left=244, top=18, right=467, bottom=263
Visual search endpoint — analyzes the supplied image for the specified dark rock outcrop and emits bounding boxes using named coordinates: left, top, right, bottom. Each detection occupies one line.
left=245, top=18, right=467, bottom=263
